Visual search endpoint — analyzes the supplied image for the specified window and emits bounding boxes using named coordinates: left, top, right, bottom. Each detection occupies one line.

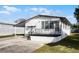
left=42, top=21, right=44, bottom=29
left=50, top=21, right=54, bottom=29
left=45, top=21, right=50, bottom=29
left=42, top=21, right=54, bottom=29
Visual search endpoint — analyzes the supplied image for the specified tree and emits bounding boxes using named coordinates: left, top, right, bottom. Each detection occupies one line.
left=15, top=18, right=26, bottom=24
left=72, top=24, right=77, bottom=29
left=74, top=6, right=79, bottom=25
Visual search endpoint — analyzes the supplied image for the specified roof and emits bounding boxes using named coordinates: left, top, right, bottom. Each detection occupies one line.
left=16, top=15, right=71, bottom=27
left=0, top=22, right=14, bottom=26
left=33, top=15, right=71, bottom=25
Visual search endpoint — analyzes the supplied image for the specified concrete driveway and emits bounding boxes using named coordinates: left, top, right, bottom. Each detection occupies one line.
left=0, top=36, right=44, bottom=53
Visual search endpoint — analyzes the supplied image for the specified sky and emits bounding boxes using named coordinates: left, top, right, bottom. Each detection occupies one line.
left=0, top=5, right=77, bottom=24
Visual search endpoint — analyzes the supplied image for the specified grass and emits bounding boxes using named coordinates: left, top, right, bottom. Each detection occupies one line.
left=34, top=33, right=79, bottom=53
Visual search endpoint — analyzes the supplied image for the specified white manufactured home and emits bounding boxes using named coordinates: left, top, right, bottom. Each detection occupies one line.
left=16, top=15, right=71, bottom=43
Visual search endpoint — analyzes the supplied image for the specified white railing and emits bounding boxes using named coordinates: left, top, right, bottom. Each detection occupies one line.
left=30, top=28, right=61, bottom=35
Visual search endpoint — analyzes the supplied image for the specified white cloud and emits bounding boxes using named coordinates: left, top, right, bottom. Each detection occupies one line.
left=30, top=8, right=38, bottom=12
left=0, top=11, right=10, bottom=15
left=3, top=6, right=21, bottom=12
left=39, top=8, right=47, bottom=12
left=40, top=10, right=52, bottom=15
left=25, top=7, right=62, bottom=16
left=0, top=6, right=21, bottom=15
left=38, top=8, right=52, bottom=15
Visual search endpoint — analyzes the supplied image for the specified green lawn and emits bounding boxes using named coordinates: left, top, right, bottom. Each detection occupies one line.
left=34, top=33, right=79, bottom=53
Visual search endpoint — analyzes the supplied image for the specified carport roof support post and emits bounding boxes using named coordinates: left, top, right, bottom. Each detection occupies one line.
left=24, top=26, right=26, bottom=37
left=14, top=25, right=17, bottom=37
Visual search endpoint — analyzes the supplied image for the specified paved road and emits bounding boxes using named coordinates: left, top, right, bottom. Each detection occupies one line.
left=0, top=36, right=44, bottom=53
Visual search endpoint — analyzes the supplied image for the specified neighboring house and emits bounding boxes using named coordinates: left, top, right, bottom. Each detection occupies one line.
left=0, top=22, right=14, bottom=36
left=15, top=15, right=72, bottom=43
left=0, top=22, right=24, bottom=36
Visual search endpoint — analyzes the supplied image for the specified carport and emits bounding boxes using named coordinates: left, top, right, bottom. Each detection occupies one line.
left=14, top=20, right=26, bottom=37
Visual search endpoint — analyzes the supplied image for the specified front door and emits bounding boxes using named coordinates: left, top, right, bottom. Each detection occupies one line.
left=27, top=26, right=36, bottom=35
left=26, top=26, right=35, bottom=40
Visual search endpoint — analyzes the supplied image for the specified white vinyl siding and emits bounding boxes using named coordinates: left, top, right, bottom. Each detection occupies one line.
left=0, top=24, right=24, bottom=36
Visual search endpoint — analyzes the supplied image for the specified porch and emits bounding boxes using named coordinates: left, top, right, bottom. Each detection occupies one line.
left=25, top=20, right=61, bottom=37
left=27, top=28, right=61, bottom=37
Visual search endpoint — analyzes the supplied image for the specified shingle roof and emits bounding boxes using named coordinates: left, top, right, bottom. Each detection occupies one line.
left=35, top=15, right=71, bottom=25
left=16, top=15, right=71, bottom=27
